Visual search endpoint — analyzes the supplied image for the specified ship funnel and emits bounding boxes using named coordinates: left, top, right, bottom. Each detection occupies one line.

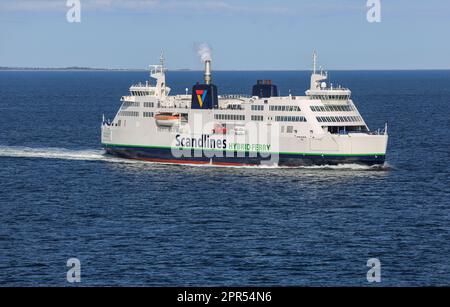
left=204, top=60, right=212, bottom=85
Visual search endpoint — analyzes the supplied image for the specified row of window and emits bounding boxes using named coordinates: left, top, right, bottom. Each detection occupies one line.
left=118, top=111, right=155, bottom=118
left=251, top=115, right=264, bottom=121
left=270, top=105, right=300, bottom=112
left=310, top=95, right=350, bottom=100
left=316, top=116, right=362, bottom=123
left=227, top=104, right=244, bottom=110
left=122, top=101, right=140, bottom=107
left=214, top=114, right=246, bottom=121
left=124, top=102, right=353, bottom=114
left=310, top=105, right=354, bottom=112
left=119, top=111, right=139, bottom=117
left=130, top=91, right=149, bottom=96
left=251, top=105, right=264, bottom=111
left=275, top=116, right=307, bottom=122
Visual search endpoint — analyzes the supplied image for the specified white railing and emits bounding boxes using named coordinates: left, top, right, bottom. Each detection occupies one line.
left=219, top=94, right=251, bottom=99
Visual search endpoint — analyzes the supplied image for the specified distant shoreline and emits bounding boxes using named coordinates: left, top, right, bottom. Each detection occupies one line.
left=0, top=67, right=149, bottom=72
left=0, top=67, right=449, bottom=72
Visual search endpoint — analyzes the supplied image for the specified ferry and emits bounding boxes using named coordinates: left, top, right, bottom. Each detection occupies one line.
left=101, top=52, right=388, bottom=166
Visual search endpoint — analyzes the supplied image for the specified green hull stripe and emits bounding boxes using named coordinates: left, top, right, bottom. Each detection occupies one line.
left=102, top=143, right=385, bottom=157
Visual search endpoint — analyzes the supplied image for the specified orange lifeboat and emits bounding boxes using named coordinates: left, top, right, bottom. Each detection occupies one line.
left=155, top=113, right=180, bottom=127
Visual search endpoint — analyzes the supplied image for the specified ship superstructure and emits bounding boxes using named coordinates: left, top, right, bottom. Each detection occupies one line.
left=101, top=52, right=388, bottom=166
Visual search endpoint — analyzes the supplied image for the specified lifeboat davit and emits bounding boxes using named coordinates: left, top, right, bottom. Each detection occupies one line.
left=155, top=113, right=180, bottom=127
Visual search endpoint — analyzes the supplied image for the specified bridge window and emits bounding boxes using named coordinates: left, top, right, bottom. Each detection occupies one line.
left=310, top=105, right=354, bottom=112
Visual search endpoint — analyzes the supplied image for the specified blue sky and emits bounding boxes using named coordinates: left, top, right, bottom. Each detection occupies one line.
left=1, top=0, right=449, bottom=70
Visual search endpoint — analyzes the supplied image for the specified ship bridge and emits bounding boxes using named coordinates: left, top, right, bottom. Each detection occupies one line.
left=128, top=82, right=157, bottom=97
left=305, top=51, right=351, bottom=104
left=122, top=53, right=171, bottom=102
left=306, top=87, right=351, bottom=103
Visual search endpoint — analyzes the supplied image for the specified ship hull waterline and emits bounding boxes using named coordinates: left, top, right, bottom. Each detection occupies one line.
left=103, top=144, right=385, bottom=167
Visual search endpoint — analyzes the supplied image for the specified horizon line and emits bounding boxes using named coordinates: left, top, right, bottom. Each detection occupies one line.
left=1, top=67, right=450, bottom=72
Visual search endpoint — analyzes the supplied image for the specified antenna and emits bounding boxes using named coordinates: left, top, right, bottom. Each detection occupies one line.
left=313, top=50, right=317, bottom=75
left=159, top=51, right=165, bottom=67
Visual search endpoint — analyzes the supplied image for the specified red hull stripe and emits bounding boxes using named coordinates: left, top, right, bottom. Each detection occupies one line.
left=130, top=157, right=256, bottom=167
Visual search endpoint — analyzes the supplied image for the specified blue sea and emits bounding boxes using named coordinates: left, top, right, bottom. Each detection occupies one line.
left=0, top=70, right=449, bottom=286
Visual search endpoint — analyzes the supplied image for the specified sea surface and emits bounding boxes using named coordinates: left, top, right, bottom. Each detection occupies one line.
left=0, top=70, right=449, bottom=286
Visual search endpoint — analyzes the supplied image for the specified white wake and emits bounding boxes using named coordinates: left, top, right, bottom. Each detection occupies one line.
left=0, top=145, right=124, bottom=163
left=0, top=145, right=390, bottom=170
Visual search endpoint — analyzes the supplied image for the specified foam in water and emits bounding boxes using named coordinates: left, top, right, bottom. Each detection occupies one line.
left=0, top=146, right=102, bottom=161
left=0, top=145, right=134, bottom=164
left=0, top=145, right=390, bottom=170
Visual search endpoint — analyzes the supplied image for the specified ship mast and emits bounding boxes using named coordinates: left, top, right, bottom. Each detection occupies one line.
left=313, top=50, right=317, bottom=75
left=159, top=51, right=165, bottom=74
left=309, top=50, right=327, bottom=90
left=150, top=51, right=167, bottom=98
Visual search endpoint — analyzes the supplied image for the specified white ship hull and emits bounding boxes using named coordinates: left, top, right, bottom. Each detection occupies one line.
left=101, top=107, right=388, bottom=166
left=101, top=52, right=388, bottom=167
